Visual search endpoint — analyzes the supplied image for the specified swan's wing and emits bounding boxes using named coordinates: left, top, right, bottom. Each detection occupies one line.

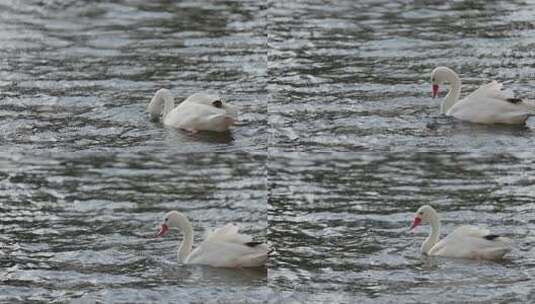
left=184, top=93, right=221, bottom=105
left=186, top=240, right=268, bottom=267
left=449, top=225, right=490, bottom=238
left=204, top=223, right=252, bottom=244
left=184, top=93, right=238, bottom=118
left=429, top=225, right=510, bottom=260
left=163, top=102, right=234, bottom=131
left=449, top=81, right=532, bottom=123
left=185, top=224, right=268, bottom=267
left=464, top=81, right=514, bottom=101
left=428, top=225, right=486, bottom=254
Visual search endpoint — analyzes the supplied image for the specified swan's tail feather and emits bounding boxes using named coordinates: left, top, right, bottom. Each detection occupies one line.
left=236, top=252, right=268, bottom=268
left=493, top=83, right=535, bottom=114
left=524, top=100, right=535, bottom=114
left=477, top=247, right=510, bottom=260
left=202, top=114, right=235, bottom=131
left=510, top=98, right=535, bottom=114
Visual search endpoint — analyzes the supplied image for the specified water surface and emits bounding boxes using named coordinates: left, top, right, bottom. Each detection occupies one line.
left=0, top=0, right=267, bottom=153
left=269, top=152, right=535, bottom=303
left=0, top=152, right=268, bottom=303
left=268, top=0, right=535, bottom=151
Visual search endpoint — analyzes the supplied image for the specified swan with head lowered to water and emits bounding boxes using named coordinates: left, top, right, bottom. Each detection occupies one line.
left=410, top=205, right=511, bottom=261
left=431, top=66, right=535, bottom=125
left=156, top=211, right=269, bottom=268
left=147, top=89, right=238, bottom=132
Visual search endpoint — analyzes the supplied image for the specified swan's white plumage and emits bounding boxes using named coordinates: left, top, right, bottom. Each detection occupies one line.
left=427, top=225, right=510, bottom=260
left=204, top=223, right=252, bottom=244
left=431, top=67, right=535, bottom=124
left=158, top=211, right=268, bottom=268
left=186, top=231, right=269, bottom=268
left=411, top=205, right=511, bottom=261
left=147, top=89, right=237, bottom=132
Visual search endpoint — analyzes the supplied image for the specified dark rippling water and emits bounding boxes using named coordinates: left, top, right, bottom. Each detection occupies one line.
left=0, top=152, right=268, bottom=303
left=0, top=0, right=266, bottom=153
left=0, top=0, right=269, bottom=302
left=269, top=0, right=535, bottom=151
left=2, top=0, right=535, bottom=303
left=269, top=152, right=535, bottom=303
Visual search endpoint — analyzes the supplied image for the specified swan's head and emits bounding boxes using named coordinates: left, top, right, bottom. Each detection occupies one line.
left=410, top=205, right=438, bottom=230
left=156, top=210, right=189, bottom=237
left=431, top=66, right=457, bottom=98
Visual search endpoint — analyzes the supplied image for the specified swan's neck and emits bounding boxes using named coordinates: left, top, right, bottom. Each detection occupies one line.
left=422, top=216, right=440, bottom=255
left=147, top=90, right=175, bottom=120
left=177, top=219, right=193, bottom=263
left=161, top=98, right=174, bottom=119
left=441, top=72, right=461, bottom=114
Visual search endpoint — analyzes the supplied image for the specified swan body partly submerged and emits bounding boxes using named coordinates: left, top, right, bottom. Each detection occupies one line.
left=431, top=67, right=535, bottom=125
left=156, top=211, right=268, bottom=268
left=410, top=205, right=511, bottom=260
left=147, top=89, right=237, bottom=132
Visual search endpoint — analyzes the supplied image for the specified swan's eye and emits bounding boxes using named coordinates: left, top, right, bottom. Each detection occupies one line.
left=165, top=218, right=168, bottom=222
left=212, top=100, right=223, bottom=108
left=431, top=77, right=435, bottom=82
left=419, top=212, right=424, bottom=216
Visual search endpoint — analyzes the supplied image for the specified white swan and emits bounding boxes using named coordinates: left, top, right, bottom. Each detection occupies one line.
left=147, top=89, right=238, bottom=132
left=410, top=205, right=511, bottom=260
left=156, top=211, right=269, bottom=268
left=431, top=66, right=535, bottom=124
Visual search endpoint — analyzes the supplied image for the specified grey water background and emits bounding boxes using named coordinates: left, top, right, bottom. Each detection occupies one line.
left=2, top=0, right=535, bottom=303
left=0, top=0, right=267, bottom=153
left=269, top=0, right=535, bottom=151
left=0, top=152, right=268, bottom=303
left=0, top=0, right=270, bottom=302
left=269, top=152, right=535, bottom=303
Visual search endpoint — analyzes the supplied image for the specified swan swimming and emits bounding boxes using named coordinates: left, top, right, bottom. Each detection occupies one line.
left=147, top=89, right=238, bottom=132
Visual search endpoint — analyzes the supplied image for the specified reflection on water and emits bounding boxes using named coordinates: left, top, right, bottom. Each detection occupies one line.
left=269, top=0, right=535, bottom=151
left=0, top=0, right=266, bottom=153
left=0, top=152, right=267, bottom=302
left=269, top=152, right=535, bottom=303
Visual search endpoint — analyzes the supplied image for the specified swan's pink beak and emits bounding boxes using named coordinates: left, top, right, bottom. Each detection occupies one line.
left=432, top=84, right=439, bottom=98
left=156, top=224, right=168, bottom=237
left=410, top=217, right=422, bottom=231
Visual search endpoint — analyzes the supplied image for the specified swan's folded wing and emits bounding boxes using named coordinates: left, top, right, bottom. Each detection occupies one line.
left=429, top=225, right=488, bottom=254
left=449, top=225, right=490, bottom=238
left=429, top=225, right=510, bottom=259
left=164, top=102, right=232, bottom=131
left=187, top=240, right=268, bottom=267
left=204, top=223, right=253, bottom=244
left=184, top=93, right=221, bottom=105
left=465, top=80, right=515, bottom=101
left=183, top=93, right=237, bottom=118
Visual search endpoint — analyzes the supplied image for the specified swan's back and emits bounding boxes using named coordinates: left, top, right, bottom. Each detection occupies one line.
left=163, top=101, right=235, bottom=132
left=147, top=90, right=238, bottom=132
left=184, top=93, right=238, bottom=119
left=429, top=225, right=511, bottom=260
left=185, top=224, right=269, bottom=267
left=184, top=93, right=221, bottom=105
left=449, top=81, right=531, bottom=124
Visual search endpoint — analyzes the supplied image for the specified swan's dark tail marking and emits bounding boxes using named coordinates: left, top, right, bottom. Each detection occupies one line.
left=244, top=241, right=264, bottom=247
left=506, top=98, right=522, bottom=104
left=483, top=234, right=501, bottom=241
